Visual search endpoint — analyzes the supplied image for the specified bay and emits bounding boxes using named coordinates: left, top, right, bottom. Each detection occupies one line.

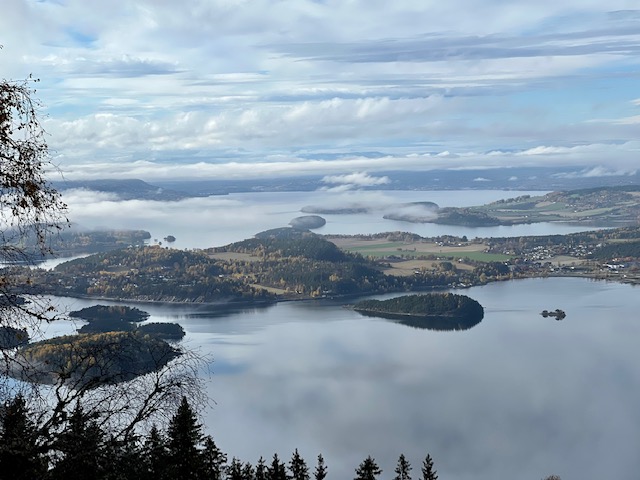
left=46, top=277, right=640, bottom=480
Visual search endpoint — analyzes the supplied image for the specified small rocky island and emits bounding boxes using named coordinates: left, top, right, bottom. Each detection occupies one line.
left=289, top=215, right=327, bottom=230
left=541, top=309, right=566, bottom=320
left=354, top=293, right=484, bottom=331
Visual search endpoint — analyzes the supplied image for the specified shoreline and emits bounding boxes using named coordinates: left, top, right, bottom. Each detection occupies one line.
left=39, top=270, right=640, bottom=314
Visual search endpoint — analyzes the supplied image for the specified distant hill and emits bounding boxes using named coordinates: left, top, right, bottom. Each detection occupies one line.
left=52, top=168, right=640, bottom=200
left=52, top=179, right=194, bottom=201
left=387, top=185, right=640, bottom=227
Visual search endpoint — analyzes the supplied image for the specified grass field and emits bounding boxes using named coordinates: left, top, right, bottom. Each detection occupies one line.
left=327, top=237, right=513, bottom=263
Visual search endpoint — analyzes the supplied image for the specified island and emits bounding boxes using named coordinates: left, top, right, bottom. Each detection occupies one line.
left=0, top=326, right=29, bottom=349
left=69, top=305, right=150, bottom=323
left=353, top=293, right=484, bottom=331
left=12, top=331, right=180, bottom=388
left=70, top=305, right=186, bottom=339
left=541, top=309, right=566, bottom=320
left=289, top=215, right=327, bottom=229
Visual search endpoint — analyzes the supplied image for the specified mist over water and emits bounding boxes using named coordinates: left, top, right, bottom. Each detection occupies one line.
left=61, top=189, right=604, bottom=249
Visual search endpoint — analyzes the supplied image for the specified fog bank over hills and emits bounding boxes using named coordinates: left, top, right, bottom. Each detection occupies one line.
left=53, top=166, right=640, bottom=201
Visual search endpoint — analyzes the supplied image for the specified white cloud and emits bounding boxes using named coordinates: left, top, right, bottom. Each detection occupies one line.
left=552, top=166, right=638, bottom=179
left=46, top=138, right=640, bottom=181
left=3, top=1, right=640, bottom=179
left=321, top=172, right=391, bottom=187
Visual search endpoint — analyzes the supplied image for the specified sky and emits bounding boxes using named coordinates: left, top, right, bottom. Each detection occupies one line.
left=3, top=0, right=640, bottom=181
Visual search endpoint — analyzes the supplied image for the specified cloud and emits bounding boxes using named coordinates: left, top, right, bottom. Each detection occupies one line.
left=3, top=1, right=640, bottom=180
left=321, top=172, right=391, bottom=187
left=552, top=166, right=638, bottom=179
left=48, top=139, right=640, bottom=182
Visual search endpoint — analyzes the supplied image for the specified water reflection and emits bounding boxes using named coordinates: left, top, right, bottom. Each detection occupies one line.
left=42, top=278, right=640, bottom=480
left=356, top=310, right=483, bottom=331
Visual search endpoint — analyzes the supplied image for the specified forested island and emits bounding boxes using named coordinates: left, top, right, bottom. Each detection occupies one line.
left=354, top=293, right=484, bottom=330
left=289, top=215, right=327, bottom=229
left=70, top=305, right=186, bottom=339
left=12, top=331, right=180, bottom=388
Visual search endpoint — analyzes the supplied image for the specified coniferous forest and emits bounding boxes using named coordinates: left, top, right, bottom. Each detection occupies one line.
left=0, top=394, right=439, bottom=480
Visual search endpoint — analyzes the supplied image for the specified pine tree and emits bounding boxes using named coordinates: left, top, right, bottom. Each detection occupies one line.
left=289, top=448, right=310, bottom=480
left=104, top=434, right=144, bottom=479
left=49, top=403, right=107, bottom=480
left=242, top=461, right=256, bottom=480
left=354, top=455, right=382, bottom=480
left=141, top=424, right=168, bottom=480
left=394, top=454, right=412, bottom=480
left=166, top=396, right=204, bottom=479
left=202, top=435, right=228, bottom=480
left=421, top=454, right=438, bottom=480
left=227, top=456, right=244, bottom=480
left=255, top=456, right=268, bottom=480
left=313, top=454, right=327, bottom=480
left=267, top=453, right=287, bottom=480
left=0, top=395, right=47, bottom=480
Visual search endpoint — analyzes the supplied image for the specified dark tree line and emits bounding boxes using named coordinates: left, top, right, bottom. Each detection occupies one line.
left=0, top=394, right=439, bottom=480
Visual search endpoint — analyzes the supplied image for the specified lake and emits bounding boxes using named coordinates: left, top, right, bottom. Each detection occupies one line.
left=46, top=276, right=640, bottom=480
left=62, top=189, right=606, bottom=249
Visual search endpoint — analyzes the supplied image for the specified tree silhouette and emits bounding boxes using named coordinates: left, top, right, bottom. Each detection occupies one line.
left=0, top=63, right=68, bottom=393
left=255, top=456, right=268, bottom=480
left=394, top=454, right=412, bottom=480
left=242, top=461, right=256, bottom=480
left=314, top=454, right=328, bottom=480
left=267, top=453, right=287, bottom=480
left=141, top=424, right=168, bottom=480
left=227, top=457, right=244, bottom=480
left=49, top=403, right=107, bottom=480
left=166, top=396, right=204, bottom=479
left=421, top=454, right=438, bottom=480
left=0, top=395, right=47, bottom=479
left=354, top=455, right=382, bottom=480
left=289, top=448, right=310, bottom=480
left=202, top=435, right=228, bottom=480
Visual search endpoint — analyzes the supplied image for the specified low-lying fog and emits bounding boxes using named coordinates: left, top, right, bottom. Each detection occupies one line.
left=62, top=188, right=590, bottom=250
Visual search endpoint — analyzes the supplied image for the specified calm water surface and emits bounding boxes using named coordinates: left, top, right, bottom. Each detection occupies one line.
left=64, top=189, right=606, bottom=249
left=48, top=277, right=640, bottom=480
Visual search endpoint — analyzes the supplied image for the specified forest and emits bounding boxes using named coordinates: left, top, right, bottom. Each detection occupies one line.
left=354, top=293, right=484, bottom=320
left=71, top=305, right=186, bottom=339
left=0, top=394, right=440, bottom=480
left=13, top=331, right=180, bottom=388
